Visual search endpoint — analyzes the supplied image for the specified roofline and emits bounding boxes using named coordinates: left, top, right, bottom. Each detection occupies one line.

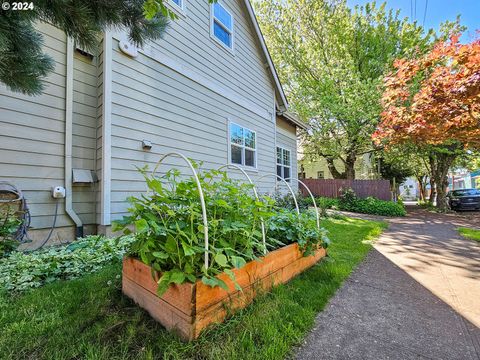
left=277, top=111, right=309, bottom=131
left=243, top=0, right=289, bottom=110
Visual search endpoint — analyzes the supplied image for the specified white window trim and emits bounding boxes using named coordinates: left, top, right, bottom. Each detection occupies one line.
left=276, top=146, right=291, bottom=182
left=166, top=0, right=186, bottom=18
left=210, top=1, right=235, bottom=54
left=227, top=120, right=257, bottom=171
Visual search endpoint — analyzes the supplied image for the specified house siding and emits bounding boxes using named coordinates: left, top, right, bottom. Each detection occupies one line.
left=0, top=0, right=300, bottom=236
left=109, top=38, right=277, bottom=220
left=72, top=50, right=99, bottom=225
left=148, top=0, right=274, bottom=112
left=275, top=117, right=298, bottom=192
left=0, top=22, right=72, bottom=229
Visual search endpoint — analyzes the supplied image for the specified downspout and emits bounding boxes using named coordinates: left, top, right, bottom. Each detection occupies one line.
left=65, top=37, right=84, bottom=238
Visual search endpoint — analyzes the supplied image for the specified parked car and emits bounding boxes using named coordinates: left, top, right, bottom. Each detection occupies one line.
left=447, top=189, right=480, bottom=211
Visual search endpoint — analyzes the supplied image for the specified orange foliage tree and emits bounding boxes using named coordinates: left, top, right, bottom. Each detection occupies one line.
left=374, top=35, right=480, bottom=208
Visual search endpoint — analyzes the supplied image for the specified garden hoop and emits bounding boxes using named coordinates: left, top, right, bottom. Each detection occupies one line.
left=151, top=153, right=210, bottom=269
left=217, top=164, right=267, bottom=254
left=256, top=173, right=300, bottom=215
left=285, top=178, right=320, bottom=230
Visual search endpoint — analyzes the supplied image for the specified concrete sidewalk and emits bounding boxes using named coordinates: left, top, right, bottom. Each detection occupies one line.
left=296, top=208, right=480, bottom=359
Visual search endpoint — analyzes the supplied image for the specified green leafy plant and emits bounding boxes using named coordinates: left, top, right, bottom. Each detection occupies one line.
left=0, top=206, right=22, bottom=257
left=114, top=166, right=276, bottom=295
left=335, top=188, right=406, bottom=216
left=114, top=165, right=329, bottom=296
left=0, top=235, right=133, bottom=292
left=266, top=209, right=330, bottom=256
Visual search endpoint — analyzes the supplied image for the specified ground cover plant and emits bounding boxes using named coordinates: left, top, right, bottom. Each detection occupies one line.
left=457, top=227, right=480, bottom=243
left=0, top=235, right=134, bottom=292
left=0, top=217, right=386, bottom=360
left=114, top=166, right=329, bottom=295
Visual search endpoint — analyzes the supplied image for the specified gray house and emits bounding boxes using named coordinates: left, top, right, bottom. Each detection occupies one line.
left=0, top=0, right=307, bottom=244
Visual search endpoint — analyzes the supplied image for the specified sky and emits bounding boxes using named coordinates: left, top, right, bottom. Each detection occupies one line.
left=346, top=0, right=479, bottom=42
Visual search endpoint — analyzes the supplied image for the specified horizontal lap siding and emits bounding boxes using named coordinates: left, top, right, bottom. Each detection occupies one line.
left=110, top=41, right=276, bottom=220
left=147, top=0, right=273, bottom=113
left=0, top=23, right=73, bottom=229
left=276, top=118, right=298, bottom=192
left=72, top=51, right=99, bottom=225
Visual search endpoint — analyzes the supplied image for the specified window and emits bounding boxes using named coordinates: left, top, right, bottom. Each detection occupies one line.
left=211, top=2, right=233, bottom=49
left=230, top=122, right=256, bottom=167
left=317, top=171, right=324, bottom=179
left=276, top=147, right=291, bottom=181
left=171, top=0, right=182, bottom=7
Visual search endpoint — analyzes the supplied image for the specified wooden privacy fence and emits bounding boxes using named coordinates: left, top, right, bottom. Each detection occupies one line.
left=300, top=179, right=391, bottom=201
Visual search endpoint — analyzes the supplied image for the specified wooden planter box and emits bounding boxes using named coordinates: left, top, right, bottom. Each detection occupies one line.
left=122, top=243, right=327, bottom=340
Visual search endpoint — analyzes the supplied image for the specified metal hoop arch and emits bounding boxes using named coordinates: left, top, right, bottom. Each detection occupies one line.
left=151, top=152, right=210, bottom=269
left=285, top=178, right=320, bottom=229
left=217, top=164, right=267, bottom=254
left=257, top=173, right=300, bottom=215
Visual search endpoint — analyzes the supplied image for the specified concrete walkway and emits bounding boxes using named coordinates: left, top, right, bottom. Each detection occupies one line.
left=296, top=207, right=480, bottom=359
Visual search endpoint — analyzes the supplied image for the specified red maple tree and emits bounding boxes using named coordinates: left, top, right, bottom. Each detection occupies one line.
left=374, top=34, right=480, bottom=209
left=374, top=34, right=480, bottom=146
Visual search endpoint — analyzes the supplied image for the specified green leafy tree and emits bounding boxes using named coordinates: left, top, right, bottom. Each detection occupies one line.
left=254, top=0, right=432, bottom=179
left=0, top=0, right=169, bottom=95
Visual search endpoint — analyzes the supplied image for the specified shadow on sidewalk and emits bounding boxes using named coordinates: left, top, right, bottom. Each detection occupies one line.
left=295, top=249, right=480, bottom=360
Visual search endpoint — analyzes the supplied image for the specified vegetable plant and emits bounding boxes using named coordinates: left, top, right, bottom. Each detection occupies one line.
left=114, top=165, right=329, bottom=296
left=114, top=166, right=275, bottom=295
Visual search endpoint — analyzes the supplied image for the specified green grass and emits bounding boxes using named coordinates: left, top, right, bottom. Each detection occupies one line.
left=0, top=218, right=386, bottom=360
left=458, top=227, right=480, bottom=242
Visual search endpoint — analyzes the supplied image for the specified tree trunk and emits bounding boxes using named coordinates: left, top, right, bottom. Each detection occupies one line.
left=325, top=157, right=347, bottom=179
left=416, top=176, right=427, bottom=201
left=428, top=155, right=437, bottom=206
left=344, top=152, right=356, bottom=180
left=427, top=145, right=460, bottom=211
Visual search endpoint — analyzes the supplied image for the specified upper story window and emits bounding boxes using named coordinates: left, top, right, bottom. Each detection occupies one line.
left=230, top=122, right=256, bottom=168
left=212, top=2, right=233, bottom=49
left=276, top=147, right=291, bottom=181
left=171, top=0, right=182, bottom=7
left=317, top=171, right=324, bottom=179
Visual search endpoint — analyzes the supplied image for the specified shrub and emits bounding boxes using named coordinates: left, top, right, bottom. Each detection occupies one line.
left=114, top=165, right=329, bottom=295
left=351, top=197, right=406, bottom=216
left=338, top=187, right=358, bottom=211
left=0, top=235, right=133, bottom=292
left=335, top=188, right=406, bottom=217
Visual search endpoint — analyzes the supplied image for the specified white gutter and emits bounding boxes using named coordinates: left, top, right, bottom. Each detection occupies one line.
left=65, top=37, right=84, bottom=237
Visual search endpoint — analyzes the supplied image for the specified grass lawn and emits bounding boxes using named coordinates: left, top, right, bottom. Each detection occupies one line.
left=457, top=227, right=480, bottom=242
left=0, top=217, right=386, bottom=360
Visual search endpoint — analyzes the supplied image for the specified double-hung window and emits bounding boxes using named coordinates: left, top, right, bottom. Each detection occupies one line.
left=230, top=122, right=256, bottom=168
left=212, top=2, right=233, bottom=49
left=276, top=147, right=291, bottom=181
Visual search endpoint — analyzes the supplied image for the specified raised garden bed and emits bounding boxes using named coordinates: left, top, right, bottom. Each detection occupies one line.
left=122, top=243, right=327, bottom=340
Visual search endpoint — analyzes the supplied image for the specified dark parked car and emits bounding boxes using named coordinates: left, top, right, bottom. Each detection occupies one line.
left=447, top=189, right=480, bottom=211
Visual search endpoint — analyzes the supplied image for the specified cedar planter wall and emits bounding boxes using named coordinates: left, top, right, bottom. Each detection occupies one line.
left=122, top=243, right=327, bottom=340
left=300, top=179, right=391, bottom=201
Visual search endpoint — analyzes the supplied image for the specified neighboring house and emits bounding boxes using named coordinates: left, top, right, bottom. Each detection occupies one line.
left=298, top=154, right=374, bottom=180
left=399, top=177, right=418, bottom=201
left=448, top=169, right=479, bottom=190
left=0, top=0, right=307, bottom=244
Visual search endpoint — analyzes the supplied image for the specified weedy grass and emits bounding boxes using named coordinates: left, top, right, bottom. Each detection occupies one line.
left=0, top=217, right=386, bottom=360
left=457, top=227, right=480, bottom=242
